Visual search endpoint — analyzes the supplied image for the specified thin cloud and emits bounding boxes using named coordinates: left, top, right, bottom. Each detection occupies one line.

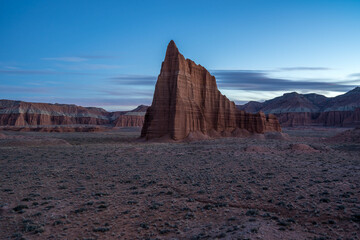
left=80, top=63, right=123, bottom=70
left=0, top=69, right=54, bottom=75
left=101, top=89, right=154, bottom=97
left=42, top=55, right=116, bottom=62
left=212, top=70, right=357, bottom=92
left=79, top=55, right=116, bottom=59
left=348, top=73, right=360, bottom=78
left=4, top=66, right=19, bottom=70
left=0, top=85, right=54, bottom=94
left=279, top=67, right=331, bottom=71
left=42, top=57, right=87, bottom=62
left=110, top=75, right=157, bottom=85
left=64, top=63, right=124, bottom=71
left=0, top=69, right=102, bottom=76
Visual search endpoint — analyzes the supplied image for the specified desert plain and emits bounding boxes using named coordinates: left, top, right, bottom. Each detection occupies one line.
left=0, top=127, right=359, bottom=240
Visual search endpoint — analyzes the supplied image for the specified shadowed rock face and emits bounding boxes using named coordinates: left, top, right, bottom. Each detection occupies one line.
left=141, top=41, right=281, bottom=140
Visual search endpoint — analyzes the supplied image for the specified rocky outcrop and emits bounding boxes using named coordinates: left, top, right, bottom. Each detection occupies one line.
left=315, top=108, right=360, bottom=127
left=237, top=87, right=360, bottom=127
left=141, top=41, right=281, bottom=140
left=110, top=105, right=148, bottom=127
left=113, top=115, right=145, bottom=127
left=0, top=100, right=148, bottom=130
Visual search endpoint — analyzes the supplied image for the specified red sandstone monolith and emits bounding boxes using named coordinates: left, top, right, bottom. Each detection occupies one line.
left=141, top=41, right=281, bottom=140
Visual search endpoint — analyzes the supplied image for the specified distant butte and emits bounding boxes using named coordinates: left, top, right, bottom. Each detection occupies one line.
left=141, top=40, right=281, bottom=140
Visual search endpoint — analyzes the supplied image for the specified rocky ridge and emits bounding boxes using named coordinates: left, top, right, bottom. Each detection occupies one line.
left=237, top=87, right=360, bottom=127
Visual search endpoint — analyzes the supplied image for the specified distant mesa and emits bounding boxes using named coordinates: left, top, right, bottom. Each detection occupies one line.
left=237, top=86, right=360, bottom=127
left=0, top=99, right=148, bottom=131
left=141, top=40, right=281, bottom=141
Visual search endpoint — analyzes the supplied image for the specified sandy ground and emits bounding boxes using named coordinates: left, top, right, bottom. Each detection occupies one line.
left=0, top=127, right=359, bottom=240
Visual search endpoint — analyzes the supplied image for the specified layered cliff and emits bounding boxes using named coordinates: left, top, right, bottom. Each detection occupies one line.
left=0, top=100, right=148, bottom=129
left=0, top=100, right=109, bottom=126
left=141, top=41, right=281, bottom=140
left=237, top=87, right=360, bottom=127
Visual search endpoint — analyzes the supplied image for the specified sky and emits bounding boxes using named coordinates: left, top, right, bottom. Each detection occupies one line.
left=1, top=0, right=359, bottom=111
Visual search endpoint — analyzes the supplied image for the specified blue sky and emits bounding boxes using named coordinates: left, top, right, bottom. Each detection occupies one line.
left=1, top=0, right=359, bottom=110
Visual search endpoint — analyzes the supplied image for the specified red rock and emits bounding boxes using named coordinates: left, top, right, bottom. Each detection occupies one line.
left=111, top=105, right=148, bottom=127
left=0, top=133, right=6, bottom=139
left=141, top=41, right=281, bottom=140
left=264, top=132, right=290, bottom=140
left=289, top=143, right=318, bottom=152
left=315, top=109, right=360, bottom=127
left=0, top=100, right=110, bottom=126
left=130, top=105, right=149, bottom=112
left=273, top=112, right=316, bottom=127
left=0, top=100, right=148, bottom=130
left=113, top=115, right=145, bottom=127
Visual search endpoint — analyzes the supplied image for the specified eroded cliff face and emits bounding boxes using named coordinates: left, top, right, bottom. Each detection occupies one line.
left=0, top=100, right=147, bottom=130
left=316, top=109, right=360, bottom=127
left=0, top=101, right=109, bottom=126
left=113, top=115, right=145, bottom=127
left=141, top=41, right=281, bottom=140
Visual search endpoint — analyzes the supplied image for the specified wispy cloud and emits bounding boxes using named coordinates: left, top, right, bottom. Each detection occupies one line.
left=42, top=57, right=88, bottom=62
left=212, top=70, right=357, bottom=92
left=66, top=63, right=124, bottom=70
left=110, top=75, right=157, bottom=85
left=101, top=88, right=154, bottom=97
left=0, top=69, right=57, bottom=75
left=42, top=55, right=116, bottom=62
left=0, top=69, right=102, bottom=76
left=3, top=66, right=19, bottom=70
left=0, top=85, right=54, bottom=94
left=279, top=67, right=331, bottom=71
left=78, top=55, right=116, bottom=59
left=348, top=73, right=360, bottom=78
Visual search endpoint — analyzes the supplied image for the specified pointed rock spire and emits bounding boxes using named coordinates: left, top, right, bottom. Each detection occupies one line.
left=141, top=42, right=281, bottom=141
left=163, top=40, right=180, bottom=68
left=166, top=40, right=178, bottom=54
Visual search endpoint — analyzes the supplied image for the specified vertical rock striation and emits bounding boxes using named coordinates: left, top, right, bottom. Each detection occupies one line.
left=141, top=40, right=281, bottom=140
left=0, top=100, right=148, bottom=129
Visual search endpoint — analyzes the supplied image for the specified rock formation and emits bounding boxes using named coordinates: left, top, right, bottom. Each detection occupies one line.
left=141, top=40, right=281, bottom=140
left=113, top=115, right=145, bottom=127
left=237, top=87, right=360, bottom=127
left=0, top=100, right=148, bottom=130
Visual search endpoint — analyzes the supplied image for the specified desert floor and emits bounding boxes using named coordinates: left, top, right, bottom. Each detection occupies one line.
left=0, top=127, right=359, bottom=240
